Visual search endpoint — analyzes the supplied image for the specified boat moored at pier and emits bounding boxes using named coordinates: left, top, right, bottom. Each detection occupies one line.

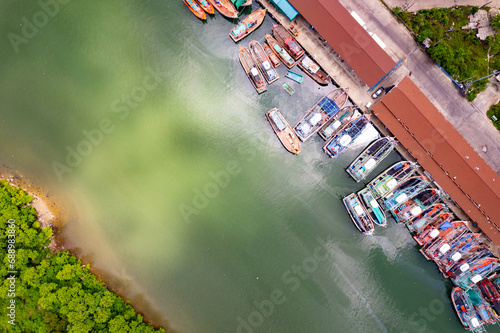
left=230, top=9, right=266, bottom=42
left=265, top=108, right=300, bottom=154
left=297, top=56, right=330, bottom=85
left=343, top=193, right=374, bottom=236
left=196, top=0, right=215, bottom=14
left=317, top=106, right=356, bottom=141
left=367, top=161, right=418, bottom=199
left=346, top=137, right=397, bottom=182
left=272, top=24, right=304, bottom=60
left=183, top=0, right=207, bottom=20
left=357, top=188, right=386, bottom=227
left=265, top=34, right=295, bottom=68
left=207, top=0, right=238, bottom=18
left=238, top=46, right=267, bottom=94
left=323, top=115, right=371, bottom=158
left=249, top=40, right=279, bottom=84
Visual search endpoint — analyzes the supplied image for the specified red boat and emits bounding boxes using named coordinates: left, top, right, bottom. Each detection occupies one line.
left=183, top=0, right=207, bottom=20
left=272, top=24, right=304, bottom=60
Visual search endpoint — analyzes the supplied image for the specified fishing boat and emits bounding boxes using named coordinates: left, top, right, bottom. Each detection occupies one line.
left=286, top=70, right=303, bottom=83
left=195, top=0, right=215, bottom=14
left=468, top=286, right=498, bottom=326
left=439, top=234, right=485, bottom=274
left=343, top=193, right=374, bottom=236
left=229, top=9, right=266, bottom=42
left=453, top=257, right=500, bottom=290
left=477, top=277, right=500, bottom=317
left=230, top=0, right=251, bottom=9
left=249, top=40, right=279, bottom=84
left=452, top=287, right=486, bottom=332
left=346, top=137, right=397, bottom=182
left=272, top=24, right=304, bottom=60
left=357, top=188, right=386, bottom=227
left=367, top=161, right=418, bottom=199
left=391, top=189, right=441, bottom=224
left=297, top=56, right=330, bottom=85
left=265, top=34, right=295, bottom=68
left=323, top=115, right=371, bottom=159
left=282, top=82, right=294, bottom=95
left=293, top=88, right=349, bottom=141
left=381, top=176, right=428, bottom=211
left=183, top=0, right=207, bottom=20
left=406, top=205, right=452, bottom=233
left=263, top=44, right=281, bottom=67
left=265, top=108, right=300, bottom=155
left=317, top=106, right=356, bottom=141
left=238, top=46, right=267, bottom=94
left=207, top=0, right=238, bottom=18
left=419, top=221, right=469, bottom=254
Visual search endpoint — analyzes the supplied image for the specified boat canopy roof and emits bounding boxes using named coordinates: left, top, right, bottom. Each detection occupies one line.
left=369, top=199, right=379, bottom=208
left=460, top=263, right=470, bottom=272
left=340, top=134, right=352, bottom=147
left=410, top=206, right=423, bottom=216
left=263, top=61, right=271, bottom=70
left=302, top=56, right=319, bottom=74
left=354, top=205, right=364, bottom=216
left=471, top=274, right=483, bottom=284
left=387, top=178, right=398, bottom=189
left=365, top=158, right=377, bottom=170
left=439, top=243, right=450, bottom=254
left=452, top=252, right=462, bottom=261
left=309, top=112, right=322, bottom=126
left=470, top=317, right=480, bottom=328
left=250, top=68, right=259, bottom=76
left=298, top=122, right=312, bottom=135
left=429, top=229, right=440, bottom=239
left=270, top=111, right=286, bottom=131
left=318, top=96, right=340, bottom=117
left=396, top=193, right=408, bottom=203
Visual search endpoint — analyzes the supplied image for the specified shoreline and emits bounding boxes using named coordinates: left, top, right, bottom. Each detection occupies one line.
left=0, top=166, right=173, bottom=332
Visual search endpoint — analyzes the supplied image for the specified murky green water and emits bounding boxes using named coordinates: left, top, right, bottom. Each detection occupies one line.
left=1, top=1, right=494, bottom=332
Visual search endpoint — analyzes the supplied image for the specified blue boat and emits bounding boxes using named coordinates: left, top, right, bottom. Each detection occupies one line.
left=343, top=193, right=374, bottom=236
left=381, top=176, right=429, bottom=211
left=367, top=161, right=418, bottom=199
left=323, top=115, right=371, bottom=158
left=357, top=188, right=386, bottom=227
left=285, top=70, right=303, bottom=83
left=346, top=137, right=397, bottom=182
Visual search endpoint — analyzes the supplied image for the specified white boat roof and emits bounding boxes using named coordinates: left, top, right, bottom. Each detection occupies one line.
left=354, top=205, right=364, bottom=216
left=429, top=229, right=440, bottom=239
left=302, top=56, right=319, bottom=73
left=299, top=122, right=312, bottom=135
left=332, top=120, right=342, bottom=129
left=365, top=158, right=376, bottom=170
left=439, top=243, right=450, bottom=254
left=410, top=206, right=423, bottom=216
left=263, top=61, right=271, bottom=70
left=387, top=179, right=398, bottom=189
left=340, top=134, right=352, bottom=147
left=309, top=112, right=322, bottom=126
left=369, top=199, right=379, bottom=208
left=471, top=274, right=483, bottom=284
left=396, top=193, right=408, bottom=203
left=470, top=317, right=480, bottom=328
left=451, top=252, right=462, bottom=261
left=250, top=68, right=259, bottom=76
left=460, top=263, right=470, bottom=272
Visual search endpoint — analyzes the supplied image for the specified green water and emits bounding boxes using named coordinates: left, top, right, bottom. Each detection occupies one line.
left=0, top=1, right=493, bottom=332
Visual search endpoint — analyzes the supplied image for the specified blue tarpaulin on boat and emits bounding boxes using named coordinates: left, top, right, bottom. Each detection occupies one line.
left=318, top=97, right=340, bottom=117
left=439, top=221, right=452, bottom=230
left=268, top=0, right=299, bottom=21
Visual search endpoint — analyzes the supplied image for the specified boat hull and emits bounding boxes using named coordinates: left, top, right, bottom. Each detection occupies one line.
left=297, top=56, right=329, bottom=85
left=229, top=9, right=266, bottom=42
left=238, top=46, right=267, bottom=94
left=184, top=0, right=207, bottom=20
left=207, top=0, right=238, bottom=18
left=367, top=161, right=418, bottom=199
left=266, top=108, right=300, bottom=154
left=357, top=188, right=386, bottom=227
left=265, top=34, right=295, bottom=68
left=272, top=24, right=304, bottom=60
left=249, top=40, right=279, bottom=84
left=343, top=193, right=374, bottom=236
left=346, top=137, right=397, bottom=182
left=195, top=0, right=215, bottom=14
left=323, top=115, right=371, bottom=158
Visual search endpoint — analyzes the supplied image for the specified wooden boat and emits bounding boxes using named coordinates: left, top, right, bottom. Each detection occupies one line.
left=229, top=9, right=266, bottom=42
left=323, top=115, right=371, bottom=159
left=272, top=24, right=304, bottom=60
left=264, top=44, right=280, bottom=67
left=381, top=176, right=428, bottom=211
left=343, top=193, right=374, bottom=236
left=318, top=106, right=356, bottom=141
left=230, top=0, right=251, bottom=9
left=286, top=70, right=303, bottom=83
left=249, top=40, right=279, bottom=84
left=421, top=221, right=470, bottom=258
left=183, top=0, right=207, bottom=20
left=406, top=204, right=451, bottom=233
left=238, top=46, right=267, bottom=94
left=452, top=287, right=486, bottom=332
left=207, top=0, right=238, bottom=18
left=391, top=189, right=441, bottom=224
left=265, top=108, right=300, bottom=154
left=439, top=234, right=484, bottom=273
left=195, top=0, right=215, bottom=14
left=452, top=257, right=500, bottom=290
left=367, top=161, right=418, bottom=199
left=282, top=82, right=294, bottom=95
left=265, top=34, right=295, bottom=68
left=346, top=137, right=397, bottom=182
left=357, top=188, right=386, bottom=227
left=297, top=56, right=330, bottom=85
left=467, top=287, right=497, bottom=326
left=293, top=88, right=349, bottom=141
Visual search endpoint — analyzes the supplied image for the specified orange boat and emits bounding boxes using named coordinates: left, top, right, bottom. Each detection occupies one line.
left=249, top=40, right=279, bottom=84
left=195, top=0, right=214, bottom=14
left=265, top=34, right=295, bottom=68
left=183, top=0, right=206, bottom=20
left=207, top=0, right=238, bottom=19
left=272, top=24, right=304, bottom=60
left=264, top=44, right=280, bottom=68
left=238, top=46, right=267, bottom=94
left=229, top=9, right=266, bottom=42
left=266, top=108, right=300, bottom=154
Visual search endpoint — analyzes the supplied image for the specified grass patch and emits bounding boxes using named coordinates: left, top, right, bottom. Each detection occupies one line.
left=393, top=6, right=500, bottom=100
left=487, top=101, right=500, bottom=130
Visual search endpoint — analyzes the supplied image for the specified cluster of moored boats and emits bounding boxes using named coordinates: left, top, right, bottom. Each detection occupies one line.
left=343, top=150, right=500, bottom=331
left=183, top=3, right=500, bottom=331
